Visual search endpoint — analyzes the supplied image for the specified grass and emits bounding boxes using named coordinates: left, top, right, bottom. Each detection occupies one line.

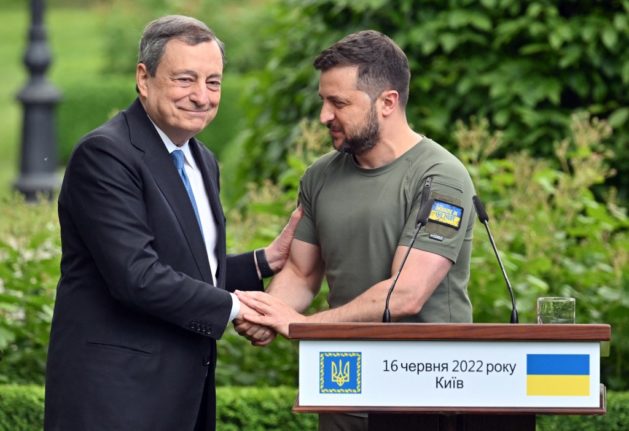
left=0, top=5, right=105, bottom=197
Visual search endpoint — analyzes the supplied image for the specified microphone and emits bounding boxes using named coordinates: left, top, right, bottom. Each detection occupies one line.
left=383, top=198, right=435, bottom=323
left=472, top=195, right=519, bottom=324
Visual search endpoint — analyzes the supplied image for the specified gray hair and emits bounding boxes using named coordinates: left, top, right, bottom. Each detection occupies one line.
left=138, top=15, right=225, bottom=76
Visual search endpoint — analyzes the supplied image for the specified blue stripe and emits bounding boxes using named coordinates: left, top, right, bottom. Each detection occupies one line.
left=527, top=354, right=589, bottom=375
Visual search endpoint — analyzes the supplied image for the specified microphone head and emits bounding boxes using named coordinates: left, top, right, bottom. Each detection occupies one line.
left=416, top=198, right=435, bottom=226
left=472, top=195, right=489, bottom=223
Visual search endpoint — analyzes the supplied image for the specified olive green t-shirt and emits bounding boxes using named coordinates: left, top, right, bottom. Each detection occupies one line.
left=296, top=137, right=474, bottom=322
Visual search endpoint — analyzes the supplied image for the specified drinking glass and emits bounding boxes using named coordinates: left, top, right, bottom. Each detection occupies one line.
left=536, top=297, right=575, bottom=324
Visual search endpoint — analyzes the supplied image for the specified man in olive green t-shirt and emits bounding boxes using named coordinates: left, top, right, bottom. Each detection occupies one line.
left=237, top=29, right=475, bottom=334
left=236, top=29, right=475, bottom=430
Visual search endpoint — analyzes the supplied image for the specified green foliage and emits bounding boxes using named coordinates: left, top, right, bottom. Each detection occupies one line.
left=56, top=76, right=136, bottom=163
left=100, top=0, right=274, bottom=75
left=460, top=113, right=629, bottom=390
left=0, top=385, right=44, bottom=431
left=0, top=195, right=60, bottom=385
left=2, top=384, right=629, bottom=431
left=538, top=391, right=629, bottom=431
left=235, top=0, right=629, bottom=200
left=0, top=385, right=317, bottom=431
left=216, top=386, right=317, bottom=431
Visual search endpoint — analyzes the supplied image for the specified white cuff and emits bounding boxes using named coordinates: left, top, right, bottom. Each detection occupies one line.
left=228, top=292, right=241, bottom=322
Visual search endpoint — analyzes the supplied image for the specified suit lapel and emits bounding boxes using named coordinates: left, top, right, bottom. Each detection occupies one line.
left=190, top=139, right=227, bottom=288
left=123, top=99, right=213, bottom=284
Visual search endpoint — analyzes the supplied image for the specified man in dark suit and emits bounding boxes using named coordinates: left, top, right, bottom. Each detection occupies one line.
left=44, top=15, right=298, bottom=431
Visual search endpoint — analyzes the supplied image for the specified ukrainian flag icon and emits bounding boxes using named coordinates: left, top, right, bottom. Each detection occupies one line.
left=526, top=354, right=590, bottom=396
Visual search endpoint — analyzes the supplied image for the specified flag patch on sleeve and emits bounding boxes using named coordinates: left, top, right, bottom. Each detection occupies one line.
left=428, top=200, right=463, bottom=230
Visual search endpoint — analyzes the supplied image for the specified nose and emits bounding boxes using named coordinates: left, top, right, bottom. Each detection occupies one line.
left=189, top=81, right=211, bottom=106
left=319, top=102, right=334, bottom=125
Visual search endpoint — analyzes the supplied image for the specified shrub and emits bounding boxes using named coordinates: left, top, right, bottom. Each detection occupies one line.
left=460, top=113, right=629, bottom=390
left=0, top=385, right=317, bottom=431
left=0, top=385, right=45, bottom=431
left=0, top=195, right=60, bottom=385
left=99, top=0, right=274, bottom=75
left=1, top=384, right=628, bottom=431
left=56, top=76, right=136, bottom=163
left=234, top=0, right=629, bottom=200
left=538, top=391, right=629, bottom=431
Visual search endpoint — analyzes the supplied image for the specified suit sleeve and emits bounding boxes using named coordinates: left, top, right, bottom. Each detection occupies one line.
left=225, top=252, right=263, bottom=293
left=61, top=135, right=233, bottom=339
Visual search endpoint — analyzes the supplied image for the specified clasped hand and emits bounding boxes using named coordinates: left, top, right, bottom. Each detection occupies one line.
left=233, top=291, right=306, bottom=346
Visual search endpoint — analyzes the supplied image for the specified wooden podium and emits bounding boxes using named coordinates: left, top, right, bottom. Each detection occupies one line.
left=289, top=323, right=610, bottom=431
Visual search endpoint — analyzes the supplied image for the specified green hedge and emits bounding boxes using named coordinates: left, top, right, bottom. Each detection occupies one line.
left=56, top=76, right=136, bottom=164
left=0, top=385, right=316, bottom=431
left=1, top=385, right=628, bottom=431
left=537, top=391, right=629, bottom=431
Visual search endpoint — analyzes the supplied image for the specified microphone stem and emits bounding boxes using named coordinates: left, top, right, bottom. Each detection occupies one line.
left=483, top=221, right=519, bottom=323
left=383, top=223, right=422, bottom=323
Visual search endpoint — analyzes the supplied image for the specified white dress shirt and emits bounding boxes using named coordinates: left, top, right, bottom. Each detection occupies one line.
left=151, top=123, right=240, bottom=321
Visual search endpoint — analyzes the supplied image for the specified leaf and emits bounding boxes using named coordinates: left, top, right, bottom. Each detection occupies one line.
left=608, top=108, right=629, bottom=128
left=439, top=33, right=459, bottom=53
left=601, top=28, right=618, bottom=49
left=525, top=275, right=549, bottom=290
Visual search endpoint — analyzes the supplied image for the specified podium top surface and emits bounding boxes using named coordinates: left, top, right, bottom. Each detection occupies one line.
left=288, top=323, right=611, bottom=341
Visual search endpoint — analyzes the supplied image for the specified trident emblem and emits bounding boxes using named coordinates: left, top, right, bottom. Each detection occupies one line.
left=331, top=360, right=350, bottom=386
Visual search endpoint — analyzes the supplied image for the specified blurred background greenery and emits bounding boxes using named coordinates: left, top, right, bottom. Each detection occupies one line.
left=0, top=0, right=627, bottom=418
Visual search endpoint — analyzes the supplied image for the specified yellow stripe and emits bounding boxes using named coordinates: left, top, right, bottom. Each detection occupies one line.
left=527, top=375, right=590, bottom=396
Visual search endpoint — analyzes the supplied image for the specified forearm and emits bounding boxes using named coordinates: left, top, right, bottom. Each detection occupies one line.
left=266, top=265, right=322, bottom=313
left=305, top=279, right=392, bottom=324
left=305, top=248, right=451, bottom=324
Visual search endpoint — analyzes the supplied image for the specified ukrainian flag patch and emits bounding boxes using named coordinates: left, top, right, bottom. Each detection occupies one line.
left=428, top=200, right=463, bottom=230
left=526, top=354, right=590, bottom=396
left=320, top=352, right=362, bottom=394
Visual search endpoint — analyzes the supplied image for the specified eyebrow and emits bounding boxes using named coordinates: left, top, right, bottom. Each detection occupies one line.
left=172, top=70, right=223, bottom=80
left=320, top=94, right=349, bottom=104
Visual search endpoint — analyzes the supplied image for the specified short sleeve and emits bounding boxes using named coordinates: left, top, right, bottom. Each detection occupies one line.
left=399, top=171, right=475, bottom=263
left=294, top=175, right=319, bottom=245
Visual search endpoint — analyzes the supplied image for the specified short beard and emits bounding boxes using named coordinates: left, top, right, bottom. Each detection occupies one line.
left=339, top=104, right=380, bottom=156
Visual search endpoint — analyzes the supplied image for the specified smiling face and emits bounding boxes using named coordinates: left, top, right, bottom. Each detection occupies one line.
left=318, top=66, right=381, bottom=155
left=136, top=38, right=223, bottom=146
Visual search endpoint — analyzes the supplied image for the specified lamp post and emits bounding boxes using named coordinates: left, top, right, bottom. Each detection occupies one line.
left=15, top=0, right=61, bottom=201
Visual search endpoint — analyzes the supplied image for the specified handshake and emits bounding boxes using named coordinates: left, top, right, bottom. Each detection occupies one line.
left=232, top=291, right=306, bottom=346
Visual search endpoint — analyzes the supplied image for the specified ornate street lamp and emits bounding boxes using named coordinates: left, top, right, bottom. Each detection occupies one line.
left=15, top=0, right=61, bottom=201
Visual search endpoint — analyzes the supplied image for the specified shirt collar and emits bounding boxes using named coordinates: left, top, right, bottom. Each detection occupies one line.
left=149, top=119, right=197, bottom=170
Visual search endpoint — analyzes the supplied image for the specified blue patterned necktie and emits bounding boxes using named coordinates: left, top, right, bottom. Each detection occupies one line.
left=170, top=149, right=202, bottom=231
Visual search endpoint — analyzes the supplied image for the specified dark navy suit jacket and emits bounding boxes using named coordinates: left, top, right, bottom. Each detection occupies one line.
left=44, top=99, right=261, bottom=431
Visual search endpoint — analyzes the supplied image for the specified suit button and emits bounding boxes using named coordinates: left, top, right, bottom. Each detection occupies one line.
left=202, top=356, right=211, bottom=367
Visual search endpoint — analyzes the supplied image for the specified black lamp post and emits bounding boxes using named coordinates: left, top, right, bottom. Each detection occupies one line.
left=15, top=0, right=61, bottom=201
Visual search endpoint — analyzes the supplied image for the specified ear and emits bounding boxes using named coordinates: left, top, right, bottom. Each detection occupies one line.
left=136, top=63, right=150, bottom=98
left=379, top=90, right=400, bottom=117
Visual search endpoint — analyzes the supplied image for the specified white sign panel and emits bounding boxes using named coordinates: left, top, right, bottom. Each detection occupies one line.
left=299, top=341, right=600, bottom=408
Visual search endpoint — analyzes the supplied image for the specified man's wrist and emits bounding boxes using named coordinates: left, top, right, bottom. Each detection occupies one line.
left=228, top=292, right=241, bottom=321
left=254, top=248, right=275, bottom=278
